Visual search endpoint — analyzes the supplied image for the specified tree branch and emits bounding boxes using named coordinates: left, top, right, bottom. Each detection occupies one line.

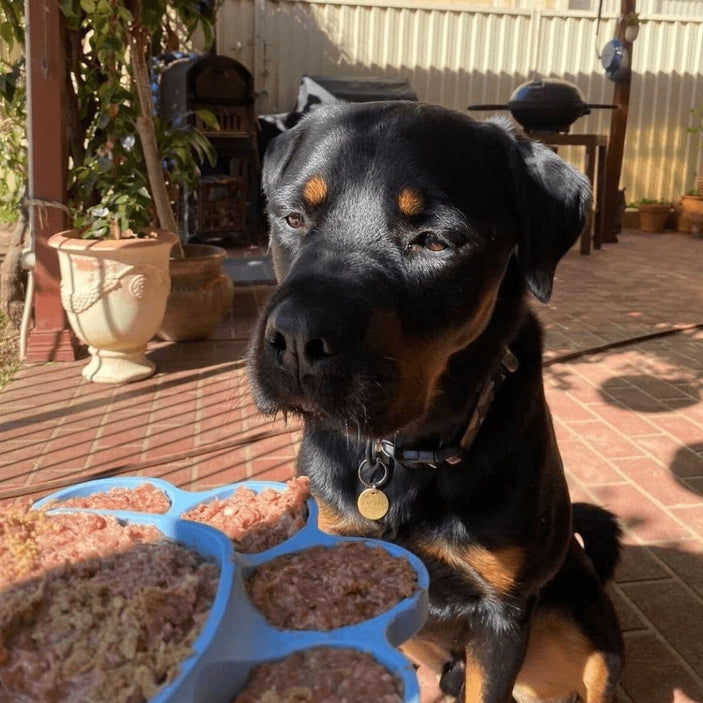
left=127, top=24, right=184, bottom=257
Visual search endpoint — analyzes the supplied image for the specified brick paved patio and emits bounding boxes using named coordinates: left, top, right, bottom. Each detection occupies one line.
left=1, top=230, right=702, bottom=702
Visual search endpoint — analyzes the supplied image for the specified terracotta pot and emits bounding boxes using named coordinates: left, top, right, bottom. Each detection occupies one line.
left=48, top=229, right=177, bottom=383
left=158, top=244, right=234, bottom=342
left=637, top=203, right=672, bottom=233
left=678, top=194, right=703, bottom=234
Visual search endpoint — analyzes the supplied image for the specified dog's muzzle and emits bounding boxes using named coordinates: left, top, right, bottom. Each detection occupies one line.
left=264, top=297, right=339, bottom=382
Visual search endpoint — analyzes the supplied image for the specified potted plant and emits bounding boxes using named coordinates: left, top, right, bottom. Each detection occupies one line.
left=2, top=1, right=234, bottom=380
left=687, top=106, right=703, bottom=194
left=157, top=242, right=234, bottom=342
left=1, top=1, right=229, bottom=381
left=623, top=12, right=647, bottom=42
left=635, top=199, right=673, bottom=233
left=677, top=189, right=703, bottom=234
left=678, top=107, right=703, bottom=234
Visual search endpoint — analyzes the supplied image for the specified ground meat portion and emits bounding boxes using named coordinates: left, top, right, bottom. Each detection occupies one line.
left=182, top=476, right=310, bottom=553
left=51, top=482, right=171, bottom=513
left=246, top=541, right=418, bottom=630
left=0, top=505, right=219, bottom=703
left=232, top=647, right=403, bottom=703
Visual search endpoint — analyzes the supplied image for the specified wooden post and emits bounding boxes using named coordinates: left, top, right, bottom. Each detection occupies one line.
left=600, top=0, right=636, bottom=244
left=24, top=0, right=80, bottom=361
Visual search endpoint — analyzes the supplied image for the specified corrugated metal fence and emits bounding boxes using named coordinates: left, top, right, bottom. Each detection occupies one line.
left=216, top=1, right=703, bottom=203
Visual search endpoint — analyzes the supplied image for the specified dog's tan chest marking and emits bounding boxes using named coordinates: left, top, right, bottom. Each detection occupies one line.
left=417, top=539, right=524, bottom=597
left=398, top=187, right=424, bottom=217
left=302, top=175, right=328, bottom=207
left=315, top=497, right=383, bottom=538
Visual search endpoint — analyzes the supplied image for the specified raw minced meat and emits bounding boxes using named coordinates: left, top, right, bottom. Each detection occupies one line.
left=232, top=646, right=403, bottom=703
left=0, top=504, right=219, bottom=703
left=246, top=541, right=418, bottom=630
left=50, top=482, right=171, bottom=514
left=182, top=476, right=310, bottom=553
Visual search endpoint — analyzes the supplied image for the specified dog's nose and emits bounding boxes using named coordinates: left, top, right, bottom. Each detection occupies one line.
left=264, top=301, right=337, bottom=375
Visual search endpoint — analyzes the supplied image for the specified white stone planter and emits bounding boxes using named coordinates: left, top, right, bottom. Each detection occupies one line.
left=48, top=229, right=177, bottom=383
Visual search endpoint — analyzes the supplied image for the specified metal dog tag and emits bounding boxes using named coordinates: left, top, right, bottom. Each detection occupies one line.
left=357, top=487, right=390, bottom=521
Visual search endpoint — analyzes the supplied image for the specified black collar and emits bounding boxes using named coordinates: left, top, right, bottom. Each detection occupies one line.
left=375, top=348, right=519, bottom=469
left=355, top=349, right=519, bottom=520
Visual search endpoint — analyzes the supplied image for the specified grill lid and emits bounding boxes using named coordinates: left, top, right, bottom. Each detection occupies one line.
left=509, top=78, right=586, bottom=108
left=468, top=78, right=615, bottom=133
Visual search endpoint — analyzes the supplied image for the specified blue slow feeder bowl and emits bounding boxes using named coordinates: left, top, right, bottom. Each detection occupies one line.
left=35, top=477, right=429, bottom=702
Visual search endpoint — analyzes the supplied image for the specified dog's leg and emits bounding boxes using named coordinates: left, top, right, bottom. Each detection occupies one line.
left=401, top=638, right=453, bottom=675
left=458, top=623, right=532, bottom=703
left=512, top=539, right=623, bottom=703
left=513, top=607, right=619, bottom=703
left=401, top=638, right=455, bottom=702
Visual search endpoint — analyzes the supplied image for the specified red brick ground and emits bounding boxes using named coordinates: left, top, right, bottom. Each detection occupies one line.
left=1, top=230, right=702, bottom=702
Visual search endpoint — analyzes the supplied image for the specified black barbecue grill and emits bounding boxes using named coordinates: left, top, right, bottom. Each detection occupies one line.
left=468, top=78, right=616, bottom=133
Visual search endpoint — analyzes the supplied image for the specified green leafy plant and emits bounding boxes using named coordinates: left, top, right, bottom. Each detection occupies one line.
left=0, top=1, right=26, bottom=225
left=58, top=0, right=220, bottom=243
left=0, top=1, right=220, bottom=241
left=687, top=107, right=703, bottom=194
left=628, top=199, right=673, bottom=207
left=687, top=107, right=703, bottom=136
left=624, top=12, right=647, bottom=27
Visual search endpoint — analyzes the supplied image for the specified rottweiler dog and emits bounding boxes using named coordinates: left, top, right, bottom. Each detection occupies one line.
left=247, top=101, right=624, bottom=703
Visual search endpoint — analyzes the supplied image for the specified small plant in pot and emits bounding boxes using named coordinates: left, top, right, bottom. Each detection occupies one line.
left=634, top=199, right=673, bottom=234
left=686, top=106, right=703, bottom=195
left=44, top=0, right=229, bottom=382
left=679, top=107, right=703, bottom=234
left=623, top=12, right=647, bottom=42
left=677, top=188, right=703, bottom=235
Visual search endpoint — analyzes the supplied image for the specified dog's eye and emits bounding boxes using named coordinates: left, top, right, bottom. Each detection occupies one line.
left=285, top=212, right=306, bottom=229
left=422, top=232, right=447, bottom=252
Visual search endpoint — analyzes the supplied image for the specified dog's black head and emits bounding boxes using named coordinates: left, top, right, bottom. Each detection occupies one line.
left=248, top=102, right=589, bottom=439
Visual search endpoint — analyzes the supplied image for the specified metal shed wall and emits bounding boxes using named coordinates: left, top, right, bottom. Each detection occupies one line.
left=216, top=1, right=703, bottom=203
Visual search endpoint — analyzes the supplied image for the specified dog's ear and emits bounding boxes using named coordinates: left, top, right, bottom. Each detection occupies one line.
left=261, top=122, right=306, bottom=196
left=510, top=133, right=592, bottom=303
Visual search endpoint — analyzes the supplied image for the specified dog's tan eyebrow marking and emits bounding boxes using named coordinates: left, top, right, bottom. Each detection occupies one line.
left=302, top=175, right=328, bottom=207
left=397, top=187, right=424, bottom=217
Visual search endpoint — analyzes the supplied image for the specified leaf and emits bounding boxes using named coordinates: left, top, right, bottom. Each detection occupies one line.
left=59, top=0, right=81, bottom=19
left=97, top=33, right=125, bottom=53
left=115, top=5, right=133, bottom=23
left=195, top=109, right=220, bottom=131
left=0, top=21, right=14, bottom=46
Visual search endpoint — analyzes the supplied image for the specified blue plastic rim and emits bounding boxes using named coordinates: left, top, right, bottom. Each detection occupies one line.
left=32, top=477, right=428, bottom=703
left=196, top=643, right=420, bottom=703
left=139, top=517, right=237, bottom=703
left=18, top=508, right=237, bottom=703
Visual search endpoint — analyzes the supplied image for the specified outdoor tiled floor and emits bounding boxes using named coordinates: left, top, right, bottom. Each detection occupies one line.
left=1, top=230, right=702, bottom=702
